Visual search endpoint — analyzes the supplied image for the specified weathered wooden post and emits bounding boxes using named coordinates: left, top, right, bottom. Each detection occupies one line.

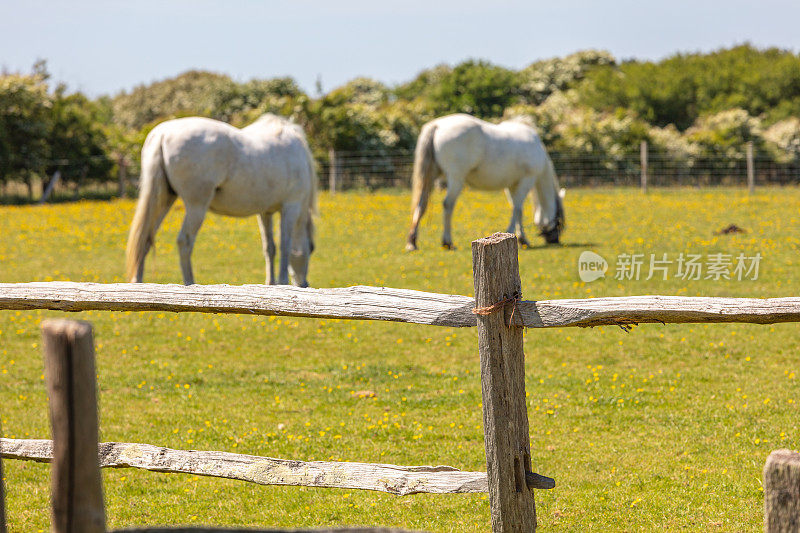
left=39, top=170, right=62, bottom=205
left=640, top=140, right=648, bottom=193
left=1, top=410, right=5, bottom=533
left=328, top=148, right=337, bottom=195
left=472, top=233, right=540, bottom=532
left=764, top=449, right=800, bottom=532
left=747, top=141, right=755, bottom=194
left=42, top=319, right=106, bottom=533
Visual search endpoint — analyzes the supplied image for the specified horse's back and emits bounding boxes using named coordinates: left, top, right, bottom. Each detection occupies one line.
left=148, top=116, right=313, bottom=217
left=151, top=117, right=240, bottom=148
left=153, top=118, right=241, bottom=175
left=429, top=114, right=487, bottom=174
left=145, top=118, right=238, bottom=204
left=210, top=134, right=313, bottom=217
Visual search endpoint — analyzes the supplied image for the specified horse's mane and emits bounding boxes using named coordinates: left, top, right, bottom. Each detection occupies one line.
left=247, top=113, right=303, bottom=137
left=503, top=115, right=539, bottom=131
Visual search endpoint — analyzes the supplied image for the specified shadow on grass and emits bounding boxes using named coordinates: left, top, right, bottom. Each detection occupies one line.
left=0, top=190, right=126, bottom=206
left=523, top=242, right=597, bottom=250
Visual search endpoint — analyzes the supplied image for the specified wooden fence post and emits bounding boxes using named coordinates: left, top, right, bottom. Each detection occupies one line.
left=1, top=410, right=5, bottom=533
left=640, top=140, right=648, bottom=193
left=328, top=148, right=337, bottom=195
left=39, top=170, right=62, bottom=205
left=472, top=232, right=537, bottom=532
left=747, top=141, right=755, bottom=194
left=764, top=449, right=800, bottom=532
left=42, top=319, right=106, bottom=533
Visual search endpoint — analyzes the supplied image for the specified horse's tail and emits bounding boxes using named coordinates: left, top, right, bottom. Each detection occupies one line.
left=406, top=122, right=439, bottom=250
left=410, top=122, right=439, bottom=211
left=302, top=138, right=318, bottom=252
left=125, top=130, right=172, bottom=282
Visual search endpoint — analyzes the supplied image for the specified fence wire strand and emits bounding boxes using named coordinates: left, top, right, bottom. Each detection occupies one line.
left=318, top=149, right=800, bottom=190
left=2, top=147, right=799, bottom=201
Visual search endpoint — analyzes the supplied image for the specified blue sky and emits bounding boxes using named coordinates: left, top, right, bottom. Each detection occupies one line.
left=2, top=0, right=799, bottom=97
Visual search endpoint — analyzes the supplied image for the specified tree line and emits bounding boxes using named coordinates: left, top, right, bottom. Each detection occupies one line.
left=2, top=45, right=800, bottom=193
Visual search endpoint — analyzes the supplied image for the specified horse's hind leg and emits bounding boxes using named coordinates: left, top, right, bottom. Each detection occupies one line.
left=406, top=193, right=429, bottom=252
left=133, top=194, right=176, bottom=282
left=177, top=205, right=208, bottom=285
left=257, top=212, right=276, bottom=285
left=441, top=176, right=464, bottom=250
left=278, top=203, right=301, bottom=285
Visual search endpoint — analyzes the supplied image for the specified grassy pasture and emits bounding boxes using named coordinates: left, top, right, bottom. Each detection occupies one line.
left=0, top=187, right=798, bottom=532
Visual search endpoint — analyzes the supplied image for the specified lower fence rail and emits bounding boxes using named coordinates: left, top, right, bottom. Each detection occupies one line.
left=113, top=529, right=419, bottom=533
left=1, top=438, right=489, bottom=496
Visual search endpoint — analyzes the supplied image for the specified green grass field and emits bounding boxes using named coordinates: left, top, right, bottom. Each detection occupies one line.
left=1, top=187, right=798, bottom=531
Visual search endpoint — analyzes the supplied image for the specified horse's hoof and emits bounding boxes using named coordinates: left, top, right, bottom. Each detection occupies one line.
left=517, top=237, right=530, bottom=248
left=441, top=242, right=455, bottom=250
left=405, top=242, right=418, bottom=252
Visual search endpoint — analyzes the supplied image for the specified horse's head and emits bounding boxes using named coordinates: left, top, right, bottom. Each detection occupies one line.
left=538, top=188, right=566, bottom=244
left=289, top=214, right=315, bottom=288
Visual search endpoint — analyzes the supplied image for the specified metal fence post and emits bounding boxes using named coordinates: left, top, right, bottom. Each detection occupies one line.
left=640, top=140, right=648, bottom=193
left=328, top=148, right=337, bottom=195
left=118, top=156, right=128, bottom=198
left=747, top=141, right=755, bottom=194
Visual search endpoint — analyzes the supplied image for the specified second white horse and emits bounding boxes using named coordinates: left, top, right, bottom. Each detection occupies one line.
left=406, top=114, right=565, bottom=251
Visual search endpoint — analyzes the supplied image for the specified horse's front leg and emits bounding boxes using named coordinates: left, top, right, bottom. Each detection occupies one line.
left=278, top=204, right=301, bottom=285
left=441, top=177, right=464, bottom=250
left=507, top=180, right=533, bottom=248
left=257, top=212, right=276, bottom=284
left=177, top=205, right=208, bottom=285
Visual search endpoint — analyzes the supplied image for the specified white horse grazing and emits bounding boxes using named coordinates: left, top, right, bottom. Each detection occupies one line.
left=126, top=114, right=317, bottom=286
left=406, top=113, right=565, bottom=251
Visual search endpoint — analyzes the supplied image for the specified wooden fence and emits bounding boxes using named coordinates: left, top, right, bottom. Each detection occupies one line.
left=1, top=233, right=800, bottom=531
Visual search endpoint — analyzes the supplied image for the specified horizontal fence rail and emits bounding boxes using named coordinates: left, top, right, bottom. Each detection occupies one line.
left=111, top=526, right=423, bottom=533
left=0, top=282, right=477, bottom=327
left=1, top=438, right=487, bottom=496
left=514, top=294, right=800, bottom=328
left=0, top=282, right=799, bottom=329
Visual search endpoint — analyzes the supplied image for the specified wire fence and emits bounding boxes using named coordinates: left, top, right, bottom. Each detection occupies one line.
left=321, top=150, right=415, bottom=191
left=318, top=148, right=800, bottom=190
left=2, top=147, right=799, bottom=203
